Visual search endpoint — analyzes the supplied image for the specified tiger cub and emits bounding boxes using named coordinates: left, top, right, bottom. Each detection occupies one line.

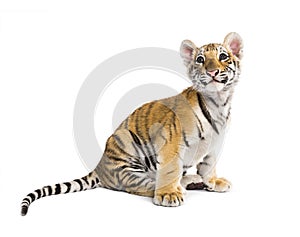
left=21, top=32, right=243, bottom=215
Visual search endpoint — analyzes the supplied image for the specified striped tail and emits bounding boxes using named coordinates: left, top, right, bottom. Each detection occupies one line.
left=20, top=171, right=101, bottom=216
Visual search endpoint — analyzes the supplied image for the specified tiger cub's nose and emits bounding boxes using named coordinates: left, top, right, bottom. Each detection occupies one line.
left=206, top=69, right=219, bottom=78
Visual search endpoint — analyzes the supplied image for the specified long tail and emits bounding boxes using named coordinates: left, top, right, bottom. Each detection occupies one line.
left=20, top=170, right=101, bottom=216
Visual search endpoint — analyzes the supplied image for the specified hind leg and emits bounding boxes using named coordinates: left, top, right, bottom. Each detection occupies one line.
left=103, top=168, right=156, bottom=197
left=121, top=171, right=156, bottom=197
left=96, top=154, right=156, bottom=197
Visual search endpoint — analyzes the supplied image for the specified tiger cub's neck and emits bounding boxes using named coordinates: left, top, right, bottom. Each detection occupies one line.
left=196, top=88, right=234, bottom=129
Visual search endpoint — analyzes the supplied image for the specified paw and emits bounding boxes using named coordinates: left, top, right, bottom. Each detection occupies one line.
left=186, top=182, right=207, bottom=190
left=153, top=186, right=184, bottom=207
left=181, top=174, right=206, bottom=190
left=206, top=177, right=231, bottom=192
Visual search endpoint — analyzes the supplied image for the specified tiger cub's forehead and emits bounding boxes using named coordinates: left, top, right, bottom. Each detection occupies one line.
left=198, top=44, right=227, bottom=55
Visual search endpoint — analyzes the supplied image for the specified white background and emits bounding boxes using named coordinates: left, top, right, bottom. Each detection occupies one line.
left=1, top=0, right=300, bottom=236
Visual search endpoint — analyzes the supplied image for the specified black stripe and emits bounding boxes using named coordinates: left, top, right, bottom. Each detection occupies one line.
left=119, top=171, right=131, bottom=184
left=196, top=92, right=219, bottom=134
left=118, top=164, right=130, bottom=170
left=126, top=176, right=147, bottom=189
left=207, top=96, right=219, bottom=108
left=42, top=187, right=46, bottom=197
left=166, top=170, right=175, bottom=175
left=194, top=118, right=203, bottom=139
left=129, top=130, right=142, bottom=146
left=220, top=78, right=228, bottom=84
left=171, top=107, right=178, bottom=133
left=112, top=134, right=125, bottom=148
left=132, top=176, right=148, bottom=187
left=82, top=176, right=89, bottom=186
left=131, top=164, right=145, bottom=170
left=144, top=156, right=151, bottom=168
left=28, top=193, right=36, bottom=202
left=22, top=197, right=31, bottom=205
left=192, top=111, right=204, bottom=139
left=74, top=179, right=83, bottom=191
left=196, top=125, right=204, bottom=140
left=43, top=185, right=52, bottom=196
left=144, top=179, right=154, bottom=189
left=163, top=123, right=172, bottom=140
left=109, top=156, right=129, bottom=163
left=101, top=169, right=115, bottom=188
left=64, top=182, right=71, bottom=193
left=91, top=180, right=95, bottom=188
left=149, top=155, right=157, bottom=170
left=129, top=159, right=145, bottom=169
left=54, top=184, right=61, bottom=195
left=233, top=60, right=236, bottom=67
left=226, top=111, right=231, bottom=120
left=195, top=113, right=204, bottom=132
left=106, top=145, right=134, bottom=162
left=35, top=189, right=42, bottom=199
left=126, top=173, right=138, bottom=184
left=143, top=144, right=156, bottom=169
left=105, top=148, right=119, bottom=156
left=223, top=95, right=231, bottom=107
left=47, top=186, right=52, bottom=195
left=182, top=131, right=189, bottom=147
left=131, top=142, right=142, bottom=161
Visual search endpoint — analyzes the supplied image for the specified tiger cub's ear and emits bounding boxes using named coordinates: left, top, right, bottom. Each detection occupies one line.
left=180, top=40, right=197, bottom=65
left=223, top=32, right=243, bottom=60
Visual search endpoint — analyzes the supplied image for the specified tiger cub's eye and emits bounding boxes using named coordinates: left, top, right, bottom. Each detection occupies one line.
left=219, top=53, right=228, bottom=61
left=196, top=55, right=205, bottom=64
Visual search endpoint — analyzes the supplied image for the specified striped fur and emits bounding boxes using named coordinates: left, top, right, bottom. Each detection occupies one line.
left=21, top=32, right=243, bottom=215
left=21, top=171, right=100, bottom=216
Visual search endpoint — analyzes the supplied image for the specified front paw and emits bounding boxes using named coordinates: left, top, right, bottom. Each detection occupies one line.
left=206, top=177, right=231, bottom=192
left=153, top=187, right=184, bottom=207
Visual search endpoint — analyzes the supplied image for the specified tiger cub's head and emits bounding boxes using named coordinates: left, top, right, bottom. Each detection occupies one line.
left=180, top=32, right=243, bottom=92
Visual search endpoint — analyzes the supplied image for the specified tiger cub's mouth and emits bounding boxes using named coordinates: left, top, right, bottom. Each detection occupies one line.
left=212, top=77, right=228, bottom=84
left=209, top=76, right=228, bottom=84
